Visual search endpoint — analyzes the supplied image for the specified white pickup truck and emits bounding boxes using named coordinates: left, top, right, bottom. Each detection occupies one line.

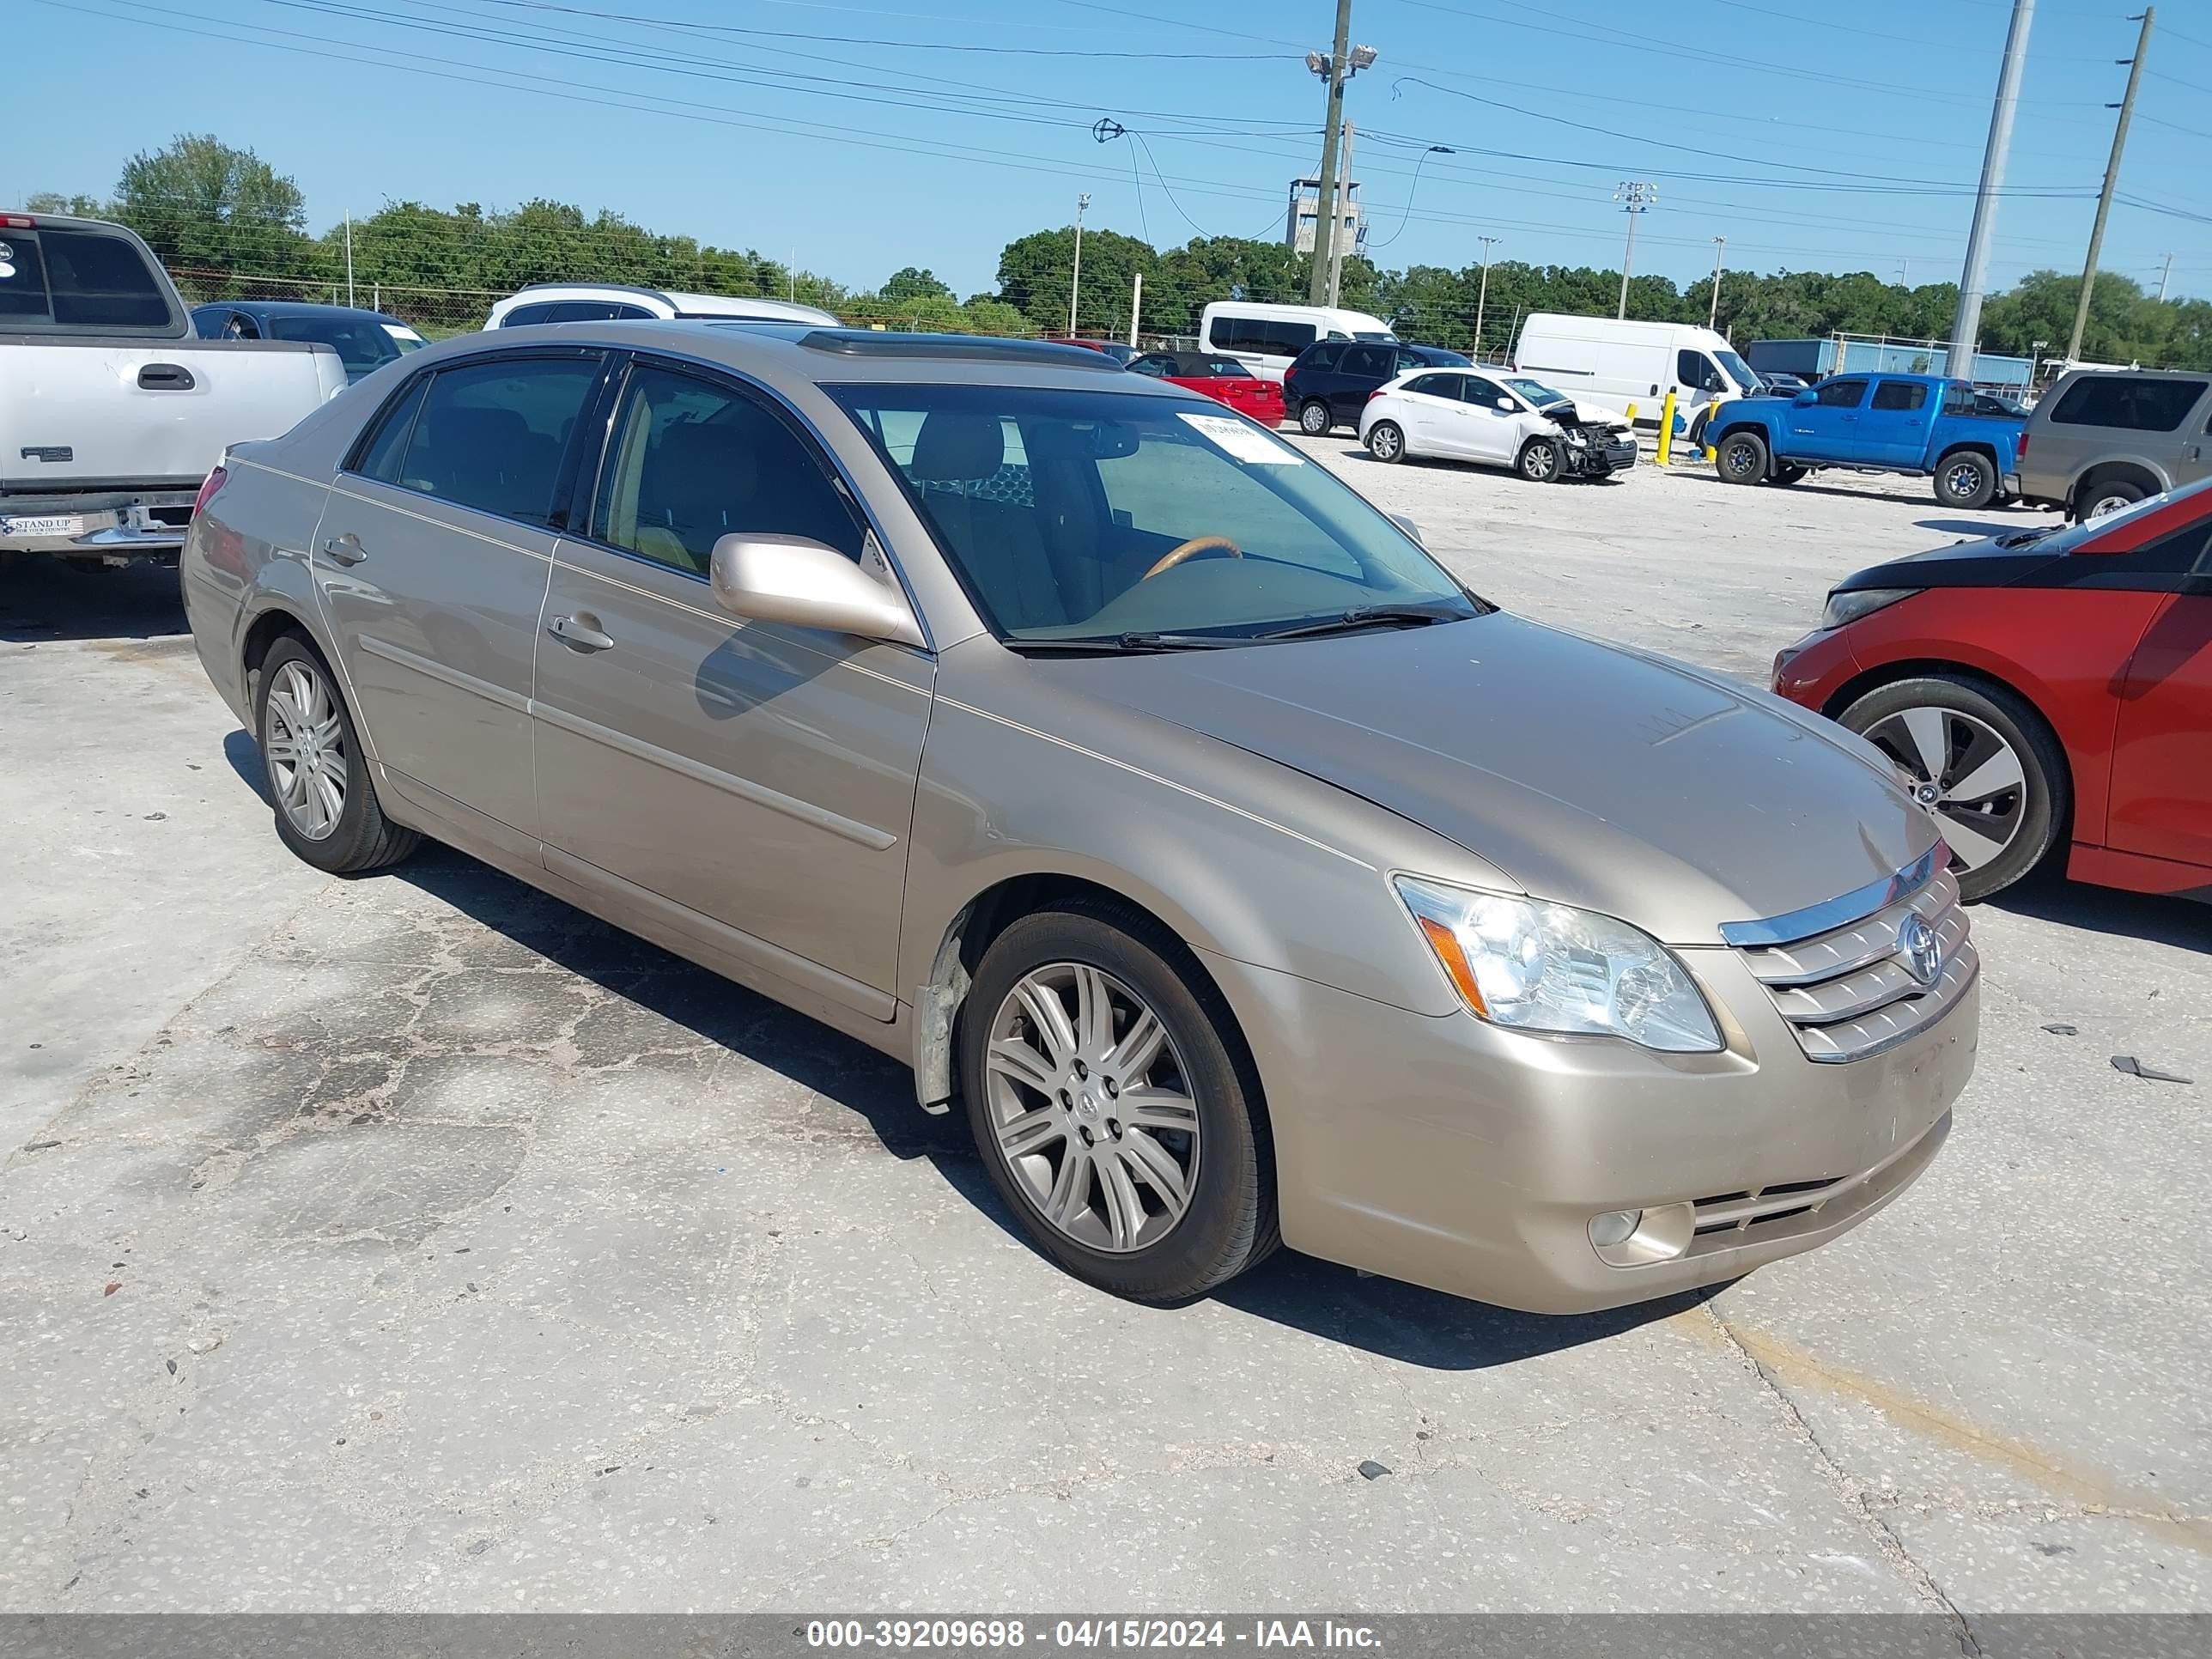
left=1, top=210, right=348, bottom=566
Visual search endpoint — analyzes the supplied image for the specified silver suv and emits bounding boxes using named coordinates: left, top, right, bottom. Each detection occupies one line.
left=180, top=322, right=1977, bottom=1314
left=2019, top=367, right=2212, bottom=520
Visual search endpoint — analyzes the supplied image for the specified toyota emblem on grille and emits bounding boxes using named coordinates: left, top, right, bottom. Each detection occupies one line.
left=1898, top=914, right=1943, bottom=987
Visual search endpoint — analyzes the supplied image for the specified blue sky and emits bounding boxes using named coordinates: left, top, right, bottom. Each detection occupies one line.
left=9, top=0, right=2209, bottom=304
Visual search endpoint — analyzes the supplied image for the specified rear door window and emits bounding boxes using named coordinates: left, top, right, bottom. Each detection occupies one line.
left=1402, top=374, right=1457, bottom=398
left=352, top=376, right=432, bottom=485
left=1814, top=379, right=1869, bottom=408
left=1340, top=344, right=1392, bottom=380
left=2048, top=375, right=2209, bottom=433
left=498, top=301, right=562, bottom=327
left=1871, top=381, right=1929, bottom=411
left=387, top=354, right=602, bottom=527
left=1270, top=319, right=1318, bottom=355
left=547, top=300, right=655, bottom=322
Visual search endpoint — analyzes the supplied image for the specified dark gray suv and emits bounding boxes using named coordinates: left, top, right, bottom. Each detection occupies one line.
left=2018, top=368, right=2212, bottom=520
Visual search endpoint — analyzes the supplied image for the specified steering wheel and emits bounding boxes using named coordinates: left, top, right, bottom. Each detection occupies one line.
left=1141, top=535, right=1243, bottom=580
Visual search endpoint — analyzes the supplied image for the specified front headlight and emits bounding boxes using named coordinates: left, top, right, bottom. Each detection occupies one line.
left=1562, top=427, right=1589, bottom=446
left=1394, top=877, right=1723, bottom=1053
left=1820, top=586, right=1922, bottom=629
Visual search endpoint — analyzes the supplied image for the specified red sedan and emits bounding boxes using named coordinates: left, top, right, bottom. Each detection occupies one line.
left=1127, top=350, right=1285, bottom=425
left=1773, top=475, right=2212, bottom=902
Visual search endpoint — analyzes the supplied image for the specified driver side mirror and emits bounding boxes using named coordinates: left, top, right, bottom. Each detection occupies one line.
left=1793, top=390, right=1818, bottom=406
left=1387, top=512, right=1425, bottom=546
left=1493, top=397, right=1515, bottom=412
left=708, top=534, right=924, bottom=647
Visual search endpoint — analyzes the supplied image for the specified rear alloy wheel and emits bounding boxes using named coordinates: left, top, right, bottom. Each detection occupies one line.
left=1840, top=675, right=2068, bottom=902
left=2077, top=479, right=2144, bottom=522
left=962, top=903, right=1276, bottom=1304
left=1298, top=400, right=1333, bottom=436
left=1519, top=436, right=1562, bottom=482
left=1365, top=421, right=1406, bottom=464
left=1934, top=451, right=1996, bottom=510
left=1716, top=430, right=1768, bottom=484
left=254, top=635, right=420, bottom=875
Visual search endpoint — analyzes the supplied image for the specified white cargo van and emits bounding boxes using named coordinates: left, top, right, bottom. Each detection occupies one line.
left=1511, top=314, right=1759, bottom=428
left=1200, top=301, right=1395, bottom=383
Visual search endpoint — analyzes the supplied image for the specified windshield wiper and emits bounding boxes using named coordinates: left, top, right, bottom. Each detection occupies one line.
left=1003, top=631, right=1250, bottom=654
left=1253, top=602, right=1477, bottom=642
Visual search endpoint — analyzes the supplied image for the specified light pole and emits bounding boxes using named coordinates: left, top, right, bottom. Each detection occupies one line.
left=1950, top=0, right=2036, bottom=383
left=1473, top=234, right=1498, bottom=360
left=1304, top=14, right=1377, bottom=305
left=2066, top=7, right=2154, bottom=365
left=1068, top=192, right=1090, bottom=337
left=1707, top=235, right=1726, bottom=331
left=1613, top=181, right=1655, bottom=320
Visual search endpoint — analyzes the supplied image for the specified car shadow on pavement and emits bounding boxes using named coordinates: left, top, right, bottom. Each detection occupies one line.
left=1990, top=872, right=2211, bottom=951
left=228, top=793, right=1699, bottom=1368
left=0, top=557, right=188, bottom=642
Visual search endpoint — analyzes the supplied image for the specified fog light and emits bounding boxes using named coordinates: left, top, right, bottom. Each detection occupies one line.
left=1588, top=1209, right=1643, bottom=1249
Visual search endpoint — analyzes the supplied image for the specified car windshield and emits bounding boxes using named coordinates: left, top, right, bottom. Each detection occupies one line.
left=1715, top=349, right=1760, bottom=393
left=267, top=314, right=406, bottom=378
left=1503, top=376, right=1568, bottom=406
left=830, top=381, right=1480, bottom=643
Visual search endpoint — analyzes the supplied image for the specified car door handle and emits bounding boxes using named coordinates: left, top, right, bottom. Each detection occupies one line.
left=320, top=533, right=368, bottom=566
left=548, top=614, right=615, bottom=652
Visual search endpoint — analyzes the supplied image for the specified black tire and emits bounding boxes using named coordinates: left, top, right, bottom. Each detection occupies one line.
left=253, top=634, right=420, bottom=875
left=1934, top=450, right=1996, bottom=510
left=1297, top=399, right=1332, bottom=436
left=1837, top=674, right=2069, bottom=902
left=1772, top=463, right=1807, bottom=485
left=2073, top=478, right=2144, bottom=523
left=1715, top=428, right=1768, bottom=484
left=1518, top=436, right=1562, bottom=483
left=1365, top=420, right=1407, bottom=464
left=959, top=901, right=1278, bottom=1304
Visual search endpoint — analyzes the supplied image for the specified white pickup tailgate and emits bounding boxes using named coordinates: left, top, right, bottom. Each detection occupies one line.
left=0, top=337, right=346, bottom=491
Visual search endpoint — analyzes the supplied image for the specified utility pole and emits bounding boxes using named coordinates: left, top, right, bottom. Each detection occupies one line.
left=1613, top=181, right=1655, bottom=319
left=1950, top=0, right=2036, bottom=384
left=2067, top=8, right=2154, bottom=364
left=1069, top=192, right=1090, bottom=337
left=1303, top=3, right=1375, bottom=305
left=344, top=212, right=355, bottom=310
left=1707, top=235, right=1726, bottom=331
left=2157, top=252, right=2174, bottom=302
left=1128, top=270, right=1142, bottom=348
left=1326, top=121, right=1356, bottom=308
left=1473, top=234, right=1499, bottom=359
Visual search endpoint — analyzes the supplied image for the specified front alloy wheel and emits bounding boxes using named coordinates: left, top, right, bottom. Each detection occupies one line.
left=1841, top=673, right=2069, bottom=901
left=982, top=963, right=1200, bottom=1255
left=960, top=903, right=1277, bottom=1303
left=1520, top=438, right=1561, bottom=482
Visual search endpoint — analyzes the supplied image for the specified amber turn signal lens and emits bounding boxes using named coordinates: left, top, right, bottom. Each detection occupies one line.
left=1415, top=915, right=1488, bottom=1017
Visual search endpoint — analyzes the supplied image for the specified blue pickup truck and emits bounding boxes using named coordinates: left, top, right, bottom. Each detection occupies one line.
left=1705, top=372, right=2024, bottom=508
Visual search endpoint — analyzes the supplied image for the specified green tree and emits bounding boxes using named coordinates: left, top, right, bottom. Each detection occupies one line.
left=881, top=265, right=951, bottom=302
left=25, top=190, right=108, bottom=217
left=995, top=226, right=1156, bottom=336
left=111, top=134, right=319, bottom=299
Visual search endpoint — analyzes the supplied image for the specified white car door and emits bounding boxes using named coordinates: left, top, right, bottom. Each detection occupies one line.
left=1389, top=374, right=1459, bottom=453
left=1452, top=374, right=1522, bottom=465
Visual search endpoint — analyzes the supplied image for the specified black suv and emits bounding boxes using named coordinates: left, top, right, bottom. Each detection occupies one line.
left=1284, top=340, right=1472, bottom=434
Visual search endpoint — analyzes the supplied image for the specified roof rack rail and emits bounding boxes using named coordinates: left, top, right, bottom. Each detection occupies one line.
left=793, top=330, right=1121, bottom=368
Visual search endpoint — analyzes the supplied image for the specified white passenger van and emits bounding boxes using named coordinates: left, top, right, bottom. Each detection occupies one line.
left=1511, top=314, right=1760, bottom=427
left=486, top=283, right=838, bottom=329
left=1200, top=301, right=1395, bottom=383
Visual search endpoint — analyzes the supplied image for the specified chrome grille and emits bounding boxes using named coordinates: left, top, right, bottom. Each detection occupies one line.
left=1727, top=855, right=1977, bottom=1065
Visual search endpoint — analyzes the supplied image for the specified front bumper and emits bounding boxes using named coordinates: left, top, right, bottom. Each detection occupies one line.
left=1200, top=933, right=1976, bottom=1315
left=1563, top=435, right=1638, bottom=477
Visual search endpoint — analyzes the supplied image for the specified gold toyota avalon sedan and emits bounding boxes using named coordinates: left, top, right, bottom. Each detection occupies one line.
left=181, top=323, right=1978, bottom=1312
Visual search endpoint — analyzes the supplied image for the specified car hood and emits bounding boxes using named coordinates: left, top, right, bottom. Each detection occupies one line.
left=1542, top=401, right=1629, bottom=432
left=1838, top=528, right=2069, bottom=592
left=1054, top=613, right=1932, bottom=944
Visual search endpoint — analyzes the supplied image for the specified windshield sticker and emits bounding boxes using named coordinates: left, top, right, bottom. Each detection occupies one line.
left=1177, top=411, right=1303, bottom=465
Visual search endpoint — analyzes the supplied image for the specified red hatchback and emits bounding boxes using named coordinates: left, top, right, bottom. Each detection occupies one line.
left=1773, top=476, right=2212, bottom=902
left=1127, top=350, right=1285, bottom=426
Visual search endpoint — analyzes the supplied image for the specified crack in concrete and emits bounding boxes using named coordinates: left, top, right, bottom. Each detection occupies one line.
left=1701, top=1304, right=1981, bottom=1652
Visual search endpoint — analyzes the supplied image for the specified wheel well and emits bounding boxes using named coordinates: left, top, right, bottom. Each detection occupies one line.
left=241, top=607, right=320, bottom=699
left=1935, top=441, right=1996, bottom=467
left=913, top=873, right=1262, bottom=1122
left=2071, top=461, right=2162, bottom=512
left=1711, top=419, right=1768, bottom=446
